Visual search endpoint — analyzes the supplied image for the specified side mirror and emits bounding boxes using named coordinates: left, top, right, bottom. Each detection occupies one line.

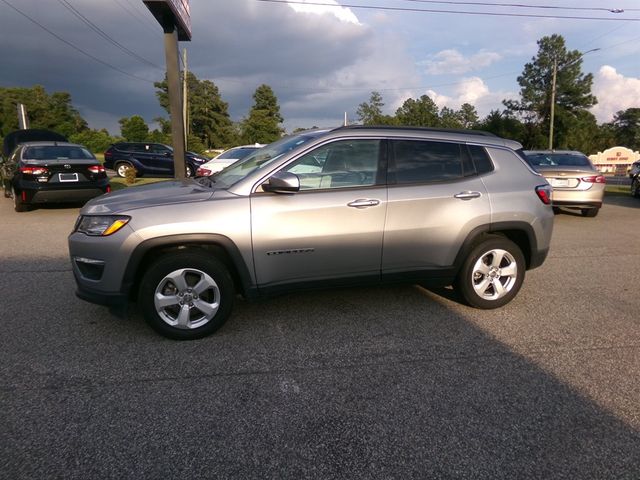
left=262, top=171, right=300, bottom=194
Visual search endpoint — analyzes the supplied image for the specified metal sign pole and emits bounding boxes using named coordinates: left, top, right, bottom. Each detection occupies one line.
left=143, top=0, right=191, bottom=179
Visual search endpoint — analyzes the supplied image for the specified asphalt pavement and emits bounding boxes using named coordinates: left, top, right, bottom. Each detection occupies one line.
left=1, top=194, right=639, bottom=479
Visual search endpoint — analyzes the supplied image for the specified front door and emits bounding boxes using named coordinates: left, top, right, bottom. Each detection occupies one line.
left=251, top=139, right=387, bottom=287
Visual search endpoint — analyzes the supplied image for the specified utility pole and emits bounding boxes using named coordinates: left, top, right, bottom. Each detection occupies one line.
left=548, top=58, right=557, bottom=150
left=548, top=48, right=599, bottom=150
left=183, top=48, right=188, bottom=143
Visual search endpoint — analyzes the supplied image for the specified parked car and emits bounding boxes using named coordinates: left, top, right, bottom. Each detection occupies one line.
left=631, top=166, right=640, bottom=198
left=69, top=126, right=554, bottom=340
left=523, top=150, right=605, bottom=217
left=196, top=144, right=264, bottom=176
left=103, top=142, right=209, bottom=177
left=1, top=129, right=110, bottom=212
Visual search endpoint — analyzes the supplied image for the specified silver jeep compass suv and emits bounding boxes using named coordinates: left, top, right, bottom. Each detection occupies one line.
left=69, top=126, right=554, bottom=340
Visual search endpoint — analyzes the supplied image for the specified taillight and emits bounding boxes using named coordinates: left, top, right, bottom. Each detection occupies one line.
left=20, top=166, right=49, bottom=175
left=196, top=167, right=212, bottom=177
left=104, top=150, right=112, bottom=159
left=88, top=165, right=105, bottom=174
left=581, top=175, right=606, bottom=184
left=535, top=185, right=552, bottom=205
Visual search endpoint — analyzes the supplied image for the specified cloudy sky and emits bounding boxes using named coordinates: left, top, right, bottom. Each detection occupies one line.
left=1, top=0, right=639, bottom=134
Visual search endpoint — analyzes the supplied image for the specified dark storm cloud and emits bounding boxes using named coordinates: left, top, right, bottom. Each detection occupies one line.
left=0, top=0, right=415, bottom=132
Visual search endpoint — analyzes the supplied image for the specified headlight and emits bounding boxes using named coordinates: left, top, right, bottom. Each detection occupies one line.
left=75, top=215, right=131, bottom=236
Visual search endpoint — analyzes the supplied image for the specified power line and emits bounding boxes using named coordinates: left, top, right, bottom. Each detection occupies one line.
left=255, top=0, right=640, bottom=21
left=114, top=0, right=162, bottom=37
left=0, top=0, right=156, bottom=84
left=400, top=0, right=631, bottom=14
left=57, top=0, right=163, bottom=70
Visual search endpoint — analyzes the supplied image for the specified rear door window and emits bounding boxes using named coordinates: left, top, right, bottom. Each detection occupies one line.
left=390, top=140, right=463, bottom=184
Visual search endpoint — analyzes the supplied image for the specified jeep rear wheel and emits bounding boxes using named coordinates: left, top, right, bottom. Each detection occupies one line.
left=456, top=235, right=525, bottom=309
left=139, top=252, right=234, bottom=340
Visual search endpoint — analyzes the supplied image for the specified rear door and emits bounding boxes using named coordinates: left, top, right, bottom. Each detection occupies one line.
left=250, top=139, right=387, bottom=287
left=382, top=139, right=491, bottom=274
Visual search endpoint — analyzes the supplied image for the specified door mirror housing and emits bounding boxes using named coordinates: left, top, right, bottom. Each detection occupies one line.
left=262, top=171, right=300, bottom=194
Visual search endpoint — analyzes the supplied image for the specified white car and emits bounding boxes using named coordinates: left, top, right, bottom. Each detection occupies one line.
left=196, top=144, right=264, bottom=176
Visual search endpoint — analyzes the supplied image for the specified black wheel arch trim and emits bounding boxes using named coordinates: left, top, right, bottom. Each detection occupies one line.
left=453, top=221, right=544, bottom=272
left=120, top=233, right=255, bottom=299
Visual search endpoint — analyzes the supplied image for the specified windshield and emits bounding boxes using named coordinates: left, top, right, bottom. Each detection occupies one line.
left=23, top=145, right=95, bottom=160
left=524, top=152, right=592, bottom=168
left=216, top=147, right=259, bottom=160
left=214, top=131, right=327, bottom=187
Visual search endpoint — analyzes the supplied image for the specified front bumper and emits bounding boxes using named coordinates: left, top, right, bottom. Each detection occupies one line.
left=74, top=273, right=128, bottom=307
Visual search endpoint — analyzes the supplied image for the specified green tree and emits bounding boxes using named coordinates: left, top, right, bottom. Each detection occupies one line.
left=438, top=106, right=463, bottom=129
left=395, top=95, right=439, bottom=127
left=0, top=85, right=87, bottom=139
left=357, top=91, right=387, bottom=125
left=69, top=129, right=120, bottom=153
left=504, top=34, right=597, bottom=148
left=155, top=72, right=237, bottom=149
left=119, top=115, right=149, bottom=142
left=611, top=108, right=640, bottom=150
left=241, top=84, right=284, bottom=144
left=458, top=103, right=479, bottom=129
left=478, top=110, right=526, bottom=143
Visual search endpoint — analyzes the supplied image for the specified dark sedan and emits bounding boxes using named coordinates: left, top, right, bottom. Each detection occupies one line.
left=1, top=130, right=110, bottom=212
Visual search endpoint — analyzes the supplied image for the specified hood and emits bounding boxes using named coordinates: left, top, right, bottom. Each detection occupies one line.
left=3, top=129, right=67, bottom=157
left=82, top=179, right=215, bottom=214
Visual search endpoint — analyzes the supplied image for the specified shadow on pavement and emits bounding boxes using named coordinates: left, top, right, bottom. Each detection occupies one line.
left=1, top=255, right=639, bottom=479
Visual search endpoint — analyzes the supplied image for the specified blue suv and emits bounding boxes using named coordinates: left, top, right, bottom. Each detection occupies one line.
left=103, top=142, right=209, bottom=178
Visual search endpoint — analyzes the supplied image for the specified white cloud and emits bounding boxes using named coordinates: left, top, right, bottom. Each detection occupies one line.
left=421, top=49, right=502, bottom=75
left=288, top=0, right=360, bottom=25
left=591, top=66, right=640, bottom=123
left=425, top=77, right=516, bottom=117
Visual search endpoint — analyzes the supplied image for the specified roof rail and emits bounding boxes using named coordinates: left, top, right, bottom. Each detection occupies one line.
left=334, top=124, right=497, bottom=137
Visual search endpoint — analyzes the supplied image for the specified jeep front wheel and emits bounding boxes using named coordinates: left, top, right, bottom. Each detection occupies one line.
left=139, top=252, right=234, bottom=340
left=456, top=236, right=525, bottom=309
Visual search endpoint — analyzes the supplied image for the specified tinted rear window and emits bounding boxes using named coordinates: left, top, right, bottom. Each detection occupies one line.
left=468, top=145, right=494, bottom=174
left=23, top=146, right=94, bottom=160
left=391, top=140, right=463, bottom=184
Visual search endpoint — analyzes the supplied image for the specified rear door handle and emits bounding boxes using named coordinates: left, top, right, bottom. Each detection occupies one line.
left=347, top=199, right=380, bottom=208
left=454, top=191, right=481, bottom=200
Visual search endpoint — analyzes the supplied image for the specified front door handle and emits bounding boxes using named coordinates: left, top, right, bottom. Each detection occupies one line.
left=347, top=199, right=380, bottom=208
left=454, top=191, right=482, bottom=200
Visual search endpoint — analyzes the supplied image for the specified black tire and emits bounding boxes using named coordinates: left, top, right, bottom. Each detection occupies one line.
left=115, top=162, right=133, bottom=178
left=581, top=208, right=599, bottom=218
left=631, top=178, right=640, bottom=198
left=185, top=164, right=193, bottom=178
left=455, top=235, right=525, bottom=309
left=12, top=187, right=29, bottom=212
left=139, top=252, right=235, bottom=340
